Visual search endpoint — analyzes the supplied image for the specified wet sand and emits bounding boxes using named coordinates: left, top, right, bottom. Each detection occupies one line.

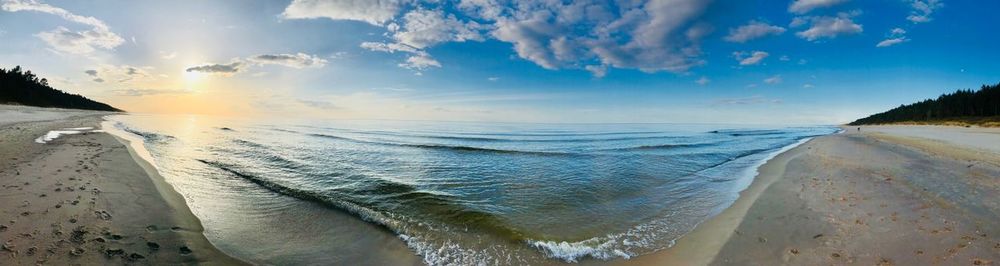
left=0, top=105, right=242, bottom=265
left=621, top=126, right=1000, bottom=265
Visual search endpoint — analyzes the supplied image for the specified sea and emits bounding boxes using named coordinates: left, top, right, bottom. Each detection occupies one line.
left=100, top=114, right=837, bottom=265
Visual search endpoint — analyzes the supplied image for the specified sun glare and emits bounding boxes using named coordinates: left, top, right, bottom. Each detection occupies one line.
left=183, top=70, right=203, bottom=84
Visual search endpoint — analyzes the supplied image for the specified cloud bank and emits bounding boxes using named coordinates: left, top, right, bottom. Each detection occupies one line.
left=285, top=0, right=714, bottom=76
left=2, top=0, right=124, bottom=54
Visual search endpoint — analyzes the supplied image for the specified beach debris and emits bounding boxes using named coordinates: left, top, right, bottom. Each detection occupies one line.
left=789, top=248, right=799, bottom=255
left=179, top=246, right=192, bottom=255
left=110, top=234, right=123, bottom=240
left=19, top=211, right=30, bottom=216
left=145, top=225, right=157, bottom=232
left=146, top=242, right=159, bottom=250
left=105, top=248, right=125, bottom=258
left=1, top=241, right=14, bottom=252
left=92, top=237, right=106, bottom=243
left=70, top=247, right=86, bottom=256
left=973, top=258, right=990, bottom=265
left=25, top=246, right=36, bottom=256
left=68, top=218, right=77, bottom=224
left=877, top=257, right=893, bottom=266
left=0, top=225, right=7, bottom=232
left=170, top=226, right=182, bottom=231
left=812, top=233, right=824, bottom=239
left=757, top=236, right=767, bottom=243
left=830, top=252, right=841, bottom=258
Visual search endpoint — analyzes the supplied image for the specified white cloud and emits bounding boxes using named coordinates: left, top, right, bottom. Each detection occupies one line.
left=186, top=62, right=243, bottom=75
left=248, top=53, right=328, bottom=68
left=788, top=0, right=848, bottom=14
left=695, top=76, right=710, bottom=86
left=487, top=77, right=499, bottom=81
left=186, top=52, right=327, bottom=75
left=86, top=65, right=153, bottom=83
left=2, top=0, right=124, bottom=54
left=876, top=27, right=908, bottom=47
left=392, top=9, right=484, bottom=49
left=876, top=38, right=907, bottom=47
left=329, top=51, right=350, bottom=59
left=398, top=53, right=441, bottom=70
left=360, top=41, right=420, bottom=53
left=803, top=83, right=815, bottom=88
left=779, top=55, right=791, bottom=61
left=298, top=99, right=341, bottom=110
left=724, top=20, right=785, bottom=43
left=735, top=51, right=769, bottom=66
left=289, top=0, right=713, bottom=75
left=281, top=0, right=408, bottom=26
left=160, top=51, right=177, bottom=59
left=585, top=65, right=607, bottom=78
left=764, top=75, right=782, bottom=84
left=794, top=13, right=863, bottom=41
left=907, top=0, right=943, bottom=23
left=713, top=95, right=782, bottom=105
left=113, top=88, right=191, bottom=97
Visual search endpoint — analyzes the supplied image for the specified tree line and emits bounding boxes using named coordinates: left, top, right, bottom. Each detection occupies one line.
left=0, top=65, right=120, bottom=111
left=849, top=82, right=1000, bottom=125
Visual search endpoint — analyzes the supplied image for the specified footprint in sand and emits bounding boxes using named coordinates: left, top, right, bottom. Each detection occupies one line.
left=179, top=246, right=192, bottom=255
left=94, top=210, right=112, bottom=220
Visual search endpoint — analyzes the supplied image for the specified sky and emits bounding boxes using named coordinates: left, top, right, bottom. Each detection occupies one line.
left=1, top=0, right=998, bottom=124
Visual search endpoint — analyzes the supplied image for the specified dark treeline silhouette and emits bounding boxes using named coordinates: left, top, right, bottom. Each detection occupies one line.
left=1, top=65, right=120, bottom=111
left=850, top=82, right=1000, bottom=125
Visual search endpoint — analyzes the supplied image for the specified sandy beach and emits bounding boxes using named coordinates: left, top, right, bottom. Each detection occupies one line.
left=0, top=105, right=242, bottom=265
left=622, top=125, right=1000, bottom=265
left=4, top=103, right=999, bottom=266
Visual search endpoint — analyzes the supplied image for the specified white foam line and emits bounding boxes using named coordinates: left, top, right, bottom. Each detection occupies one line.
left=35, top=127, right=101, bottom=144
left=99, top=117, right=160, bottom=169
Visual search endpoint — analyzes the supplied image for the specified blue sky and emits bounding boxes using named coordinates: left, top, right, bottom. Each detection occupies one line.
left=1, top=0, right=998, bottom=124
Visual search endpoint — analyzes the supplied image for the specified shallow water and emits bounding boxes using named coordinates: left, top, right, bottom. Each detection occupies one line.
left=103, top=114, right=836, bottom=265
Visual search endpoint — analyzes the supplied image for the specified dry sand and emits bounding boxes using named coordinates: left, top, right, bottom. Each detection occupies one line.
left=0, top=105, right=242, bottom=265
left=621, top=126, right=1000, bottom=266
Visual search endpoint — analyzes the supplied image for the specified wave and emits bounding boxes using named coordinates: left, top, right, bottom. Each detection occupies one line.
left=120, top=124, right=175, bottom=143
left=196, top=158, right=526, bottom=237
left=601, top=142, right=719, bottom=151
left=709, top=129, right=787, bottom=137
left=306, top=133, right=576, bottom=156
left=195, top=158, right=662, bottom=264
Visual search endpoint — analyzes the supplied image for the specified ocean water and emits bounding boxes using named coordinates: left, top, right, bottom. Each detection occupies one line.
left=102, top=114, right=837, bottom=265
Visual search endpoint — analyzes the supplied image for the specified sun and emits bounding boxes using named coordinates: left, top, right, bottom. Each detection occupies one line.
left=183, top=70, right=203, bottom=84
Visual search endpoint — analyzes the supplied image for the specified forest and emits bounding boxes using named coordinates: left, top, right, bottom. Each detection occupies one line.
left=0, top=66, right=120, bottom=111
left=850, top=82, right=1000, bottom=126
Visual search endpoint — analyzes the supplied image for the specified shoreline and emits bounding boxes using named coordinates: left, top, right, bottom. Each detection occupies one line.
left=0, top=105, right=242, bottom=264
left=623, top=124, right=1000, bottom=265
left=100, top=117, right=248, bottom=265
left=612, top=131, right=821, bottom=265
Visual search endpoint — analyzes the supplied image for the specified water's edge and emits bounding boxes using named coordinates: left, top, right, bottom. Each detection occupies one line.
left=99, top=117, right=249, bottom=264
